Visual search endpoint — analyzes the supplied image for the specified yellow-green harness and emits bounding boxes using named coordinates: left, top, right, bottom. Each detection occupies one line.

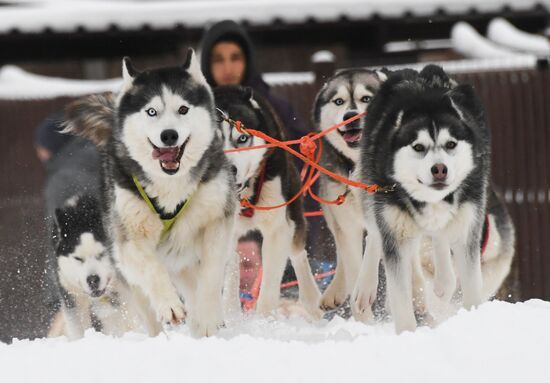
left=132, top=175, right=191, bottom=238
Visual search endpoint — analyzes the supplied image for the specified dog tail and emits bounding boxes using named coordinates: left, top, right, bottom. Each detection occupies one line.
left=63, top=92, right=116, bottom=147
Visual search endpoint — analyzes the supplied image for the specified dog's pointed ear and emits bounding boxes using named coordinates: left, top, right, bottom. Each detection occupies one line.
left=62, top=93, right=115, bottom=147
left=375, top=70, right=388, bottom=82
left=447, top=84, right=486, bottom=127
left=122, top=56, right=139, bottom=91
left=183, top=48, right=208, bottom=85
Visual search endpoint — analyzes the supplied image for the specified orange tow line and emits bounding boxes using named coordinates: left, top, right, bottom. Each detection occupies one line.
left=220, top=110, right=395, bottom=214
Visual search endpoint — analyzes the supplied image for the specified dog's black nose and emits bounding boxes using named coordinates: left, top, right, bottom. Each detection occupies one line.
left=343, top=111, right=358, bottom=121
left=160, top=129, right=179, bottom=146
left=87, top=274, right=100, bottom=290
left=431, top=163, right=448, bottom=181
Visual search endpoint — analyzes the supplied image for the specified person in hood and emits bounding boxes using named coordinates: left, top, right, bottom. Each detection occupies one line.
left=200, top=21, right=326, bottom=306
left=199, top=20, right=308, bottom=140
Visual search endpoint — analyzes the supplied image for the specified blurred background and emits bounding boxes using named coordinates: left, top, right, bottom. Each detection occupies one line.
left=1, top=0, right=550, bottom=342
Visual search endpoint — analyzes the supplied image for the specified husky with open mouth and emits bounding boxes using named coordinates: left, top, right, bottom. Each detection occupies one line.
left=312, top=69, right=386, bottom=310
left=64, top=50, right=236, bottom=337
left=215, top=86, right=322, bottom=317
left=351, top=65, right=514, bottom=333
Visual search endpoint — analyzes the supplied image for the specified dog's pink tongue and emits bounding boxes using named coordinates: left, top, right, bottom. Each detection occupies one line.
left=152, top=147, right=178, bottom=161
left=343, top=131, right=362, bottom=143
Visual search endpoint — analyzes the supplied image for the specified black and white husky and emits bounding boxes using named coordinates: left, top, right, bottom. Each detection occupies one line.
left=215, top=86, right=322, bottom=317
left=45, top=139, right=147, bottom=339
left=64, top=50, right=236, bottom=337
left=312, top=69, right=386, bottom=309
left=51, top=194, right=149, bottom=339
left=351, top=66, right=514, bottom=332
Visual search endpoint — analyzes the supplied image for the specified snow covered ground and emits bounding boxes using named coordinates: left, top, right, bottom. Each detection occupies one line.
left=2, top=299, right=550, bottom=383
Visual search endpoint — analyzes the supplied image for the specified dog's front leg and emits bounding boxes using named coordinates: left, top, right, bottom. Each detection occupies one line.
left=452, top=229, right=483, bottom=309
left=189, top=218, right=234, bottom=337
left=223, top=248, right=242, bottom=320
left=319, top=206, right=348, bottom=309
left=431, top=236, right=456, bottom=303
left=115, top=239, right=186, bottom=326
left=351, top=229, right=382, bottom=322
left=61, top=292, right=87, bottom=340
left=385, top=235, right=420, bottom=333
left=255, top=227, right=289, bottom=315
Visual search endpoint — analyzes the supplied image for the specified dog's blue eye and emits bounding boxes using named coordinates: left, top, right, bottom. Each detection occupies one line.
left=146, top=108, right=157, bottom=117
left=178, top=105, right=189, bottom=115
left=361, top=96, right=372, bottom=103
left=333, top=98, right=344, bottom=106
left=74, top=256, right=84, bottom=263
left=413, top=144, right=425, bottom=152
left=237, top=134, right=249, bottom=144
left=446, top=141, right=457, bottom=150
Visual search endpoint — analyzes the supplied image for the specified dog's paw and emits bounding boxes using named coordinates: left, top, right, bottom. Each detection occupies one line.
left=320, top=278, right=347, bottom=310
left=189, top=314, right=224, bottom=337
left=156, top=300, right=186, bottom=326
left=255, top=296, right=279, bottom=316
left=300, top=301, right=324, bottom=321
left=350, top=283, right=377, bottom=323
left=299, top=286, right=322, bottom=318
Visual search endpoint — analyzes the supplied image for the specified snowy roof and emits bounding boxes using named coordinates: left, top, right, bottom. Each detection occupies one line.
left=0, top=65, right=314, bottom=100
left=0, top=65, right=122, bottom=100
left=487, top=18, right=550, bottom=56
left=381, top=55, right=538, bottom=74
left=0, top=54, right=540, bottom=100
left=0, top=0, right=548, bottom=34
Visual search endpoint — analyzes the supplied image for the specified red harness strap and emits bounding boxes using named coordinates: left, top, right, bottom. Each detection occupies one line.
left=239, top=164, right=266, bottom=218
left=480, top=214, right=490, bottom=259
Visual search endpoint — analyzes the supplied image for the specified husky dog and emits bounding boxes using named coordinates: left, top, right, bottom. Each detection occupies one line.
left=52, top=194, right=148, bottom=339
left=312, top=69, right=386, bottom=309
left=44, top=138, right=147, bottom=339
left=64, top=50, right=236, bottom=337
left=215, top=86, right=322, bottom=317
left=351, top=65, right=501, bottom=333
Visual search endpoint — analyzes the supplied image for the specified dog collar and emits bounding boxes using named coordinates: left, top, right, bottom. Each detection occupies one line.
left=240, top=164, right=266, bottom=218
left=132, top=175, right=191, bottom=238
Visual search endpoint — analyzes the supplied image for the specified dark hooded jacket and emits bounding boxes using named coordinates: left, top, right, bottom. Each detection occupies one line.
left=35, top=111, right=74, bottom=160
left=199, top=20, right=307, bottom=140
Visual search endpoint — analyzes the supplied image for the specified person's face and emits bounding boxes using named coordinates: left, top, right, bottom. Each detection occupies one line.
left=210, top=41, right=246, bottom=86
left=238, top=240, right=261, bottom=291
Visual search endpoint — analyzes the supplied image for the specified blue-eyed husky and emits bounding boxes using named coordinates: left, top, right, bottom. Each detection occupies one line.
left=64, top=50, right=237, bottom=337
left=215, top=86, right=322, bottom=318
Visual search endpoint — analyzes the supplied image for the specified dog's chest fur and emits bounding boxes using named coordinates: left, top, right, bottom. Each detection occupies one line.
left=323, top=178, right=365, bottom=228
left=114, top=171, right=232, bottom=270
left=235, top=176, right=289, bottom=236
left=383, top=197, right=475, bottom=240
left=412, top=200, right=458, bottom=232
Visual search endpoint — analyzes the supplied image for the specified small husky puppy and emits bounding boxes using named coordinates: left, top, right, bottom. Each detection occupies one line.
left=52, top=194, right=148, bottom=339
left=215, top=86, right=322, bottom=317
left=64, top=50, right=236, bottom=337
left=44, top=137, right=150, bottom=339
